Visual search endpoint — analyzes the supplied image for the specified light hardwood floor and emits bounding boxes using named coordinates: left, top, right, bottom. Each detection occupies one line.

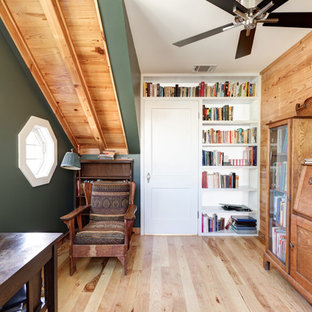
left=57, top=235, right=312, bottom=312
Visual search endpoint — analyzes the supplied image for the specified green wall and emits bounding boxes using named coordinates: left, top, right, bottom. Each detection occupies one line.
left=0, top=21, right=74, bottom=232
left=98, top=0, right=141, bottom=227
left=122, top=1, right=141, bottom=134
left=98, top=0, right=140, bottom=153
left=81, top=154, right=140, bottom=227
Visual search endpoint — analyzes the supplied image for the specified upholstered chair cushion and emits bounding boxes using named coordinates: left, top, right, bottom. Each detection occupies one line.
left=74, top=220, right=124, bottom=245
left=90, top=181, right=130, bottom=222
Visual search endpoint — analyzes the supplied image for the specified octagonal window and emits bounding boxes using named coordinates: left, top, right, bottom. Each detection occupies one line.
left=19, top=116, right=57, bottom=187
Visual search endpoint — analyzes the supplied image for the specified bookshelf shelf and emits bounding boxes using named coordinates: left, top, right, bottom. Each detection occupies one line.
left=201, top=230, right=258, bottom=237
left=202, top=166, right=257, bottom=170
left=202, top=120, right=258, bottom=125
left=201, top=206, right=256, bottom=214
left=142, top=97, right=258, bottom=105
left=202, top=187, right=257, bottom=192
left=202, top=96, right=258, bottom=102
left=269, top=188, right=287, bottom=194
left=202, top=143, right=257, bottom=147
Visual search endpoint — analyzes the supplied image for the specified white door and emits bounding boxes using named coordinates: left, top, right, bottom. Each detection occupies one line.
left=144, top=100, right=198, bottom=234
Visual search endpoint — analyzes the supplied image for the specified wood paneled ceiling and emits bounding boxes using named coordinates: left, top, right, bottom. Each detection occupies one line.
left=0, top=0, right=128, bottom=154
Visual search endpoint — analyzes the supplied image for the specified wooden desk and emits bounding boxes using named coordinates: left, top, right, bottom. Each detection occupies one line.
left=0, top=233, right=62, bottom=312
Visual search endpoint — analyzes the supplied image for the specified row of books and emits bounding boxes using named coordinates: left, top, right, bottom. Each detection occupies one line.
left=202, top=105, right=233, bottom=121
left=202, top=213, right=225, bottom=233
left=230, top=215, right=257, bottom=234
left=202, top=127, right=257, bottom=144
left=272, top=227, right=286, bottom=263
left=143, top=81, right=257, bottom=97
left=272, top=194, right=287, bottom=228
left=202, top=172, right=239, bottom=189
left=270, top=161, right=287, bottom=191
left=202, top=150, right=226, bottom=166
left=202, top=146, right=257, bottom=166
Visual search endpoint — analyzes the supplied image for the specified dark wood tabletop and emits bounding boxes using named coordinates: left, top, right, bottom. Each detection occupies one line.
left=0, top=232, right=62, bottom=311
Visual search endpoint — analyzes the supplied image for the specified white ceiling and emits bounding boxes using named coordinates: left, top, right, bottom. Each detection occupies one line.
left=124, top=0, right=312, bottom=74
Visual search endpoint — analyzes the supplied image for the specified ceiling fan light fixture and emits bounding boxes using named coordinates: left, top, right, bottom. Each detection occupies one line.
left=237, top=0, right=262, bottom=9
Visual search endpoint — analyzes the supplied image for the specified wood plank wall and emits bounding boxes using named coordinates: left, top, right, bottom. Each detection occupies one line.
left=260, top=31, right=312, bottom=239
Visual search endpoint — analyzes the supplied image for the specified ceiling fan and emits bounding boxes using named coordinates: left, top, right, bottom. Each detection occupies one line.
left=173, top=0, right=312, bottom=59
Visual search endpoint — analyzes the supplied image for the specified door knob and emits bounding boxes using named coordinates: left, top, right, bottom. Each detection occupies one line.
left=290, top=243, right=294, bottom=247
left=147, top=172, right=151, bottom=183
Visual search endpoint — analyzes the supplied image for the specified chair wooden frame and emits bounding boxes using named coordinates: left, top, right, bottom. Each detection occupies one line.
left=60, top=182, right=137, bottom=275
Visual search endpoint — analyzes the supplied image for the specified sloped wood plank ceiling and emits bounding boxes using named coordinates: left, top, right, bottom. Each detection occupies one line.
left=0, top=0, right=128, bottom=154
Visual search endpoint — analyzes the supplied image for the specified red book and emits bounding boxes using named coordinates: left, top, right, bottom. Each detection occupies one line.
left=202, top=171, right=208, bottom=188
left=200, top=81, right=205, bottom=97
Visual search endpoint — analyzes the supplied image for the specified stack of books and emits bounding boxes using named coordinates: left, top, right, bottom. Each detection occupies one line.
left=98, top=150, right=115, bottom=160
left=230, top=215, right=257, bottom=234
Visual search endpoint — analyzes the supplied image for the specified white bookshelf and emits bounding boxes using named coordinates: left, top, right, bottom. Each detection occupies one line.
left=141, top=74, right=260, bottom=236
left=199, top=75, right=260, bottom=236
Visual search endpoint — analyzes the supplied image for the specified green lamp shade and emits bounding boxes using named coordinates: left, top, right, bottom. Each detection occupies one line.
left=61, top=151, right=81, bottom=170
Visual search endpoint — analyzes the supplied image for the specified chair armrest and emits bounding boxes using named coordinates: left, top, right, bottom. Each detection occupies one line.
left=60, top=205, right=91, bottom=222
left=125, top=204, right=137, bottom=220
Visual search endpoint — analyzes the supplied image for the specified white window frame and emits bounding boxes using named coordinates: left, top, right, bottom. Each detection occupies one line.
left=18, top=116, right=57, bottom=187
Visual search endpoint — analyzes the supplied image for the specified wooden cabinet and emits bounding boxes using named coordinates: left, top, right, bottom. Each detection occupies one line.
left=76, top=159, right=133, bottom=206
left=264, top=119, right=290, bottom=271
left=263, top=117, right=312, bottom=304
left=290, top=214, right=312, bottom=300
left=289, top=164, right=312, bottom=302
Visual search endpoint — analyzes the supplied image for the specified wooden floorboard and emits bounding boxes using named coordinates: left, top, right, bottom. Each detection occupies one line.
left=57, top=235, right=312, bottom=312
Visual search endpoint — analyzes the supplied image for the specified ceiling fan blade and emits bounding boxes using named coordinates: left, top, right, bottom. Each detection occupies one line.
left=257, top=0, right=289, bottom=13
left=206, top=0, right=247, bottom=16
left=235, top=28, right=256, bottom=59
left=173, top=23, right=236, bottom=47
left=263, top=13, right=312, bottom=28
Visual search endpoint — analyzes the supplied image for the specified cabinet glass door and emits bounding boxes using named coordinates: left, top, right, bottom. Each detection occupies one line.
left=268, top=125, right=288, bottom=264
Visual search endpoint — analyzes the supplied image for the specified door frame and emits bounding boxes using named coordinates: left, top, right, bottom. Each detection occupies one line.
left=140, top=97, right=200, bottom=235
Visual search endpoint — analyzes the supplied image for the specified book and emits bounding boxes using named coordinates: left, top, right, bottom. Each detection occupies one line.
left=231, top=215, right=257, bottom=223
left=230, top=225, right=257, bottom=234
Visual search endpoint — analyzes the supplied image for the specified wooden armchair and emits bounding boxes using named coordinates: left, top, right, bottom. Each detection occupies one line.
left=60, top=181, right=136, bottom=275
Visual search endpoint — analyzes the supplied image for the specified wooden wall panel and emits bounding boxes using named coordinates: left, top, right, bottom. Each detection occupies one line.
left=0, top=0, right=128, bottom=154
left=260, top=31, right=312, bottom=239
